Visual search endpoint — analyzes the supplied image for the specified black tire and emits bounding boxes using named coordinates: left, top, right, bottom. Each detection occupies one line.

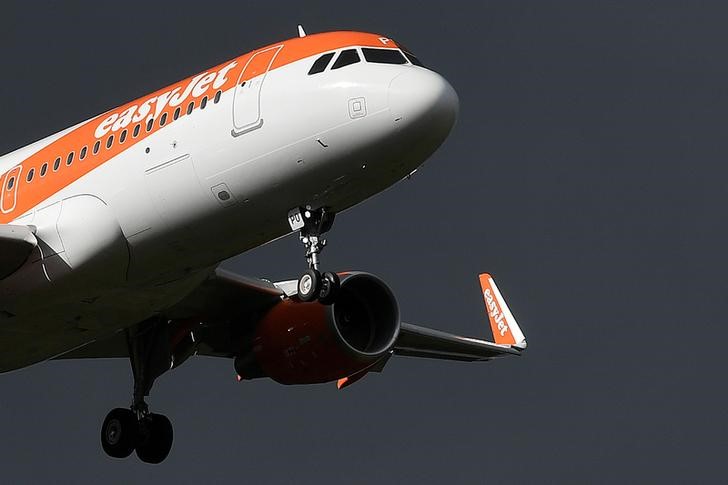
left=135, top=413, right=173, bottom=464
left=319, top=272, right=341, bottom=305
left=298, top=269, right=321, bottom=302
left=101, top=408, right=138, bottom=459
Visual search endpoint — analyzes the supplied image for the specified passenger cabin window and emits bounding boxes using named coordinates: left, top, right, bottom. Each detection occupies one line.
left=53, top=157, right=61, bottom=171
left=26, top=169, right=34, bottom=182
left=40, top=163, right=48, bottom=177
left=187, top=101, right=194, bottom=115
left=160, top=113, right=168, bottom=126
left=146, top=118, right=154, bottom=132
left=133, top=124, right=141, bottom=138
left=331, top=49, right=360, bottom=70
left=214, top=90, right=222, bottom=104
left=174, top=107, right=181, bottom=120
left=120, top=130, right=127, bottom=144
left=106, top=135, right=114, bottom=149
left=80, top=146, right=88, bottom=160
left=93, top=140, right=101, bottom=154
left=201, top=96, right=208, bottom=109
left=66, top=152, right=74, bottom=166
left=362, top=48, right=407, bottom=65
left=308, top=52, right=335, bottom=75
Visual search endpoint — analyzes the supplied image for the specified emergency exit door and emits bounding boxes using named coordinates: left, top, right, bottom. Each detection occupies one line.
left=232, top=45, right=283, bottom=135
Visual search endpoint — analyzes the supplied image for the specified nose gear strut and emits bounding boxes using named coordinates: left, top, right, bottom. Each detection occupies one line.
left=287, top=206, right=340, bottom=304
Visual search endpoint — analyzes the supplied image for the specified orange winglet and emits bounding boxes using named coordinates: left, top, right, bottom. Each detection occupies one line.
left=479, top=273, right=517, bottom=346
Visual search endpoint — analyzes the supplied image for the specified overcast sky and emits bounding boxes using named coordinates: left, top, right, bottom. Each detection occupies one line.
left=1, top=1, right=725, bottom=483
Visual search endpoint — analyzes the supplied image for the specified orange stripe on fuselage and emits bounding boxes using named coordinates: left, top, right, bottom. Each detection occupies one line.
left=0, top=32, right=399, bottom=224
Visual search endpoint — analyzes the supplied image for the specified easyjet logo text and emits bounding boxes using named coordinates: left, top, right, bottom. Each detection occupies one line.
left=94, top=61, right=238, bottom=139
left=484, top=288, right=509, bottom=336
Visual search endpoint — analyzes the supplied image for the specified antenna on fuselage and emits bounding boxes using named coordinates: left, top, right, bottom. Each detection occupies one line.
left=298, top=24, right=307, bottom=38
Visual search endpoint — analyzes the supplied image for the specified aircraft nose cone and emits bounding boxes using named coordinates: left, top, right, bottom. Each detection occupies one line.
left=388, top=69, right=459, bottom=137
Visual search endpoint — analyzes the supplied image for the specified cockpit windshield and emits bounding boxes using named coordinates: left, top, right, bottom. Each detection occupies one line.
left=307, top=46, right=425, bottom=76
left=361, top=48, right=407, bottom=65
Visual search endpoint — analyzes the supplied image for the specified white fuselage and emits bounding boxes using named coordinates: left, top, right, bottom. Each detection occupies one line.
left=0, top=35, right=458, bottom=371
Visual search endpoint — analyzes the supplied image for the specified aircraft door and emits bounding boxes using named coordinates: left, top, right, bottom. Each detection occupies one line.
left=232, top=45, right=283, bottom=136
left=1, top=166, right=22, bottom=214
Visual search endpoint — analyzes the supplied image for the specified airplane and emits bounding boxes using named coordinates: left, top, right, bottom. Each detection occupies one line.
left=0, top=27, right=527, bottom=464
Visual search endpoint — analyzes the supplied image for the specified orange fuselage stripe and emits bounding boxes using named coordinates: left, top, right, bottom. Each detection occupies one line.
left=0, top=31, right=399, bottom=223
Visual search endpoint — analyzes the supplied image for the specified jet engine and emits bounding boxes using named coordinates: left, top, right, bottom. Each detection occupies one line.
left=235, top=272, right=400, bottom=384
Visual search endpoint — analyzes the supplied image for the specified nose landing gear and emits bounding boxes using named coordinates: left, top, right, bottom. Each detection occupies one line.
left=288, top=207, right=340, bottom=304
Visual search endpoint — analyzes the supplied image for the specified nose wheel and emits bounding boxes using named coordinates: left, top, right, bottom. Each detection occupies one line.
left=297, top=269, right=321, bottom=302
left=288, top=207, right=340, bottom=304
left=318, top=271, right=341, bottom=305
left=297, top=269, right=341, bottom=304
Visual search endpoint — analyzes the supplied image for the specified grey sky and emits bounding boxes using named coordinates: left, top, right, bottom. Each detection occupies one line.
left=0, top=1, right=725, bottom=482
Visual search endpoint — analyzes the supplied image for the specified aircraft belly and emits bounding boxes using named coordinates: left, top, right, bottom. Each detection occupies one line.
left=0, top=268, right=210, bottom=373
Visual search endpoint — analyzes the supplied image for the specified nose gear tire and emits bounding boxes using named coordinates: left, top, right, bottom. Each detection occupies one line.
left=298, top=269, right=321, bottom=302
left=319, top=271, right=341, bottom=305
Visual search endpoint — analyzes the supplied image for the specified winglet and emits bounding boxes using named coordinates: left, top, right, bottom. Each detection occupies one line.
left=479, top=274, right=527, bottom=350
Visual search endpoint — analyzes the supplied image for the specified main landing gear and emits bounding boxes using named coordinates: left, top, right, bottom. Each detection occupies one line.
left=288, top=206, right=340, bottom=305
left=101, top=320, right=174, bottom=464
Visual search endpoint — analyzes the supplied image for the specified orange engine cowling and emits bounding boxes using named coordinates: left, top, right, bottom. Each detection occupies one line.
left=234, top=272, right=400, bottom=385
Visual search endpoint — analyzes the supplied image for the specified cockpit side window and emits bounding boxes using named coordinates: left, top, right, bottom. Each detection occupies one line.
left=308, top=52, right=336, bottom=75
left=402, top=51, right=424, bottom=67
left=362, top=48, right=408, bottom=65
left=331, top=49, right=361, bottom=70
left=391, top=39, right=426, bottom=68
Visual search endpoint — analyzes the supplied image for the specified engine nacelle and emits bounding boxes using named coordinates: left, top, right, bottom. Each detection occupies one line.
left=235, top=272, right=400, bottom=385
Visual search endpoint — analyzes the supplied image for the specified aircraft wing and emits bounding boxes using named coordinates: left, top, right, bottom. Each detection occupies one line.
left=0, top=224, right=37, bottom=279
left=393, top=273, right=526, bottom=361
left=55, top=268, right=286, bottom=360
left=164, top=268, right=285, bottom=321
left=394, top=322, right=521, bottom=361
left=56, top=269, right=526, bottom=369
